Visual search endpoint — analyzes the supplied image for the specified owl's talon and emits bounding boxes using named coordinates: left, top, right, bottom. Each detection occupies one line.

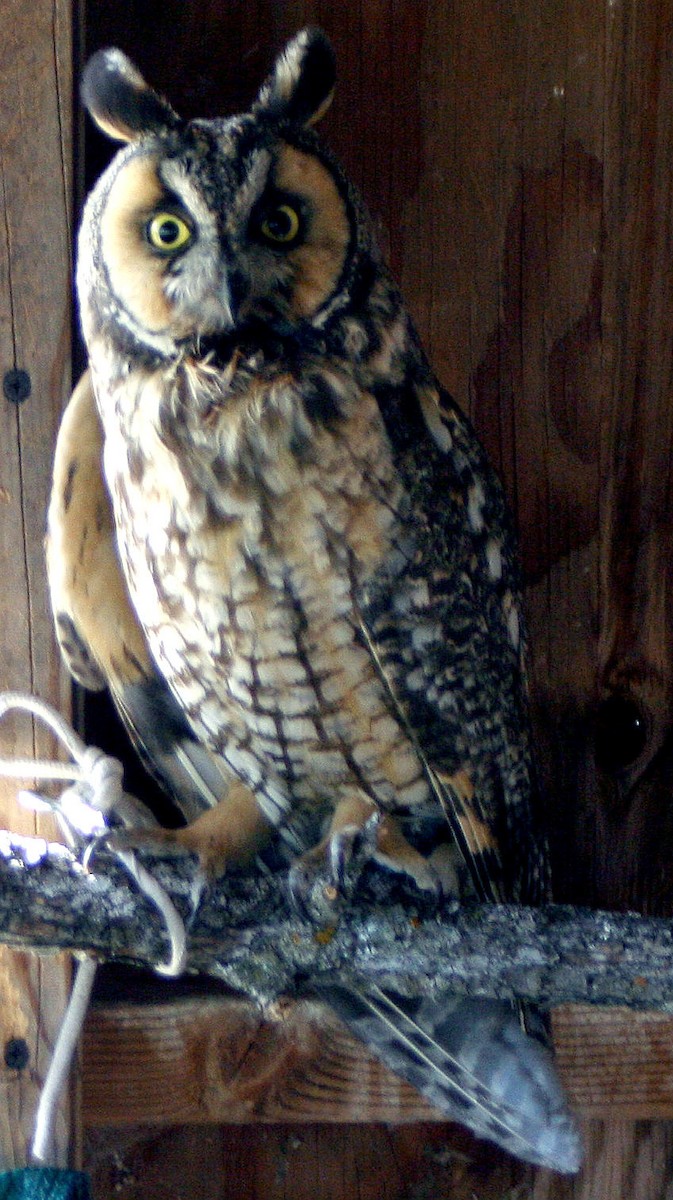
left=287, top=855, right=344, bottom=921
left=287, top=803, right=442, bottom=920
left=81, top=827, right=118, bottom=873
left=83, top=826, right=203, bottom=894
left=328, top=822, right=368, bottom=889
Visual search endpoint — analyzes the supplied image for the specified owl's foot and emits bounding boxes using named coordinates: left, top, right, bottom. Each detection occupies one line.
left=94, top=823, right=201, bottom=865
left=82, top=823, right=209, bottom=937
left=288, top=793, right=440, bottom=920
left=90, top=778, right=272, bottom=880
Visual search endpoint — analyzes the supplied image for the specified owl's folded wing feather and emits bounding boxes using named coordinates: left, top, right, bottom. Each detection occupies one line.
left=46, top=371, right=231, bottom=826
left=358, top=377, right=549, bottom=907
left=331, top=376, right=585, bottom=1171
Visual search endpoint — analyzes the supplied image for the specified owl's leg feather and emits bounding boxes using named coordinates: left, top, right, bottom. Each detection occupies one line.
left=104, top=779, right=273, bottom=881
left=288, top=792, right=440, bottom=918
left=371, top=810, right=442, bottom=893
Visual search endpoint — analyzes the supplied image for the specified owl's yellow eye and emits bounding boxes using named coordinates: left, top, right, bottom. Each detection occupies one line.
left=259, top=203, right=302, bottom=245
left=146, top=212, right=193, bottom=253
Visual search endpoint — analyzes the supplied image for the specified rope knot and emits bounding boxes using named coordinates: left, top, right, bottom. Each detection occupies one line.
left=79, top=749, right=124, bottom=816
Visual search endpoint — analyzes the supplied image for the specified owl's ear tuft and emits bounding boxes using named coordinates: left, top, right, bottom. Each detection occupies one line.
left=254, top=28, right=336, bottom=128
left=82, top=49, right=181, bottom=142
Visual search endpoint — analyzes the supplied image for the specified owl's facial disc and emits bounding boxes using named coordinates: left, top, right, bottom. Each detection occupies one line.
left=257, top=143, right=351, bottom=320
left=78, top=32, right=359, bottom=355
left=98, top=149, right=239, bottom=341
left=91, top=124, right=352, bottom=353
left=99, top=154, right=184, bottom=336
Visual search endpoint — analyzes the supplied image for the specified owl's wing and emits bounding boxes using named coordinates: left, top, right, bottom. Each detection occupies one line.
left=357, top=379, right=548, bottom=907
left=320, top=379, right=582, bottom=1172
left=46, top=371, right=232, bottom=826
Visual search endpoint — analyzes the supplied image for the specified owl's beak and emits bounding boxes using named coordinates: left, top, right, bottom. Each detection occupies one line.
left=219, top=267, right=250, bottom=331
left=218, top=293, right=236, bottom=331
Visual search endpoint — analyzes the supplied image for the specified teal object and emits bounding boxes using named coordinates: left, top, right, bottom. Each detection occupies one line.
left=0, top=1171, right=91, bottom=1199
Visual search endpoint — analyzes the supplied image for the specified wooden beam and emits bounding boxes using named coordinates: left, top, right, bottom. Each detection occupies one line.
left=0, top=0, right=73, bottom=1168
left=552, top=1006, right=673, bottom=1121
left=80, top=998, right=673, bottom=1127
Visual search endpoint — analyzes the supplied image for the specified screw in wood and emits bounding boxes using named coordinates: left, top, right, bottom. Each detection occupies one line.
left=3, top=369, right=31, bottom=404
left=4, top=1036, right=30, bottom=1071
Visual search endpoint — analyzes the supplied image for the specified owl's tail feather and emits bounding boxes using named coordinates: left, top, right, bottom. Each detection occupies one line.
left=314, top=981, right=582, bottom=1173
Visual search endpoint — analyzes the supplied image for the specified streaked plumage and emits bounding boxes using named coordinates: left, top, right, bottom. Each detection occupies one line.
left=47, top=30, right=581, bottom=1170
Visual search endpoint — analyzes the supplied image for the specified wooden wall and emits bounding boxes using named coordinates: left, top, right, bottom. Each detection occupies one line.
left=0, top=0, right=73, bottom=1168
left=2, top=0, right=673, bottom=1194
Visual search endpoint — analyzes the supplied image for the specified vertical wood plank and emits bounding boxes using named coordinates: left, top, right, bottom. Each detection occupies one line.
left=86, top=1123, right=528, bottom=1200
left=0, top=0, right=73, bottom=1168
left=531, top=1122, right=673, bottom=1200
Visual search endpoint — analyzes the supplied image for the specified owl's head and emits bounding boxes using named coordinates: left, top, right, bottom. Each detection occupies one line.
left=78, top=29, right=375, bottom=359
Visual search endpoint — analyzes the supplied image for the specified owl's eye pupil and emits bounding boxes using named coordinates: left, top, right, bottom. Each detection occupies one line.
left=259, top=203, right=301, bottom=245
left=147, top=212, right=192, bottom=253
left=158, top=219, right=180, bottom=244
left=266, top=210, right=293, bottom=239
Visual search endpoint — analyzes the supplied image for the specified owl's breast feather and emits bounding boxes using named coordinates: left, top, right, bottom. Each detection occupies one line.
left=97, top=360, right=427, bottom=811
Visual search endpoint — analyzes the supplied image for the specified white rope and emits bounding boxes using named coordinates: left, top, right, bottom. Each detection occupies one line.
left=31, top=957, right=98, bottom=1164
left=0, top=690, right=189, bottom=1164
left=0, top=691, right=88, bottom=781
left=113, top=850, right=187, bottom=978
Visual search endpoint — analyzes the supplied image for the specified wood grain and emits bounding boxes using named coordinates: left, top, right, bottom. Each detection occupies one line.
left=85, top=1122, right=529, bottom=1200
left=84, top=1117, right=673, bottom=1200
left=80, top=998, right=673, bottom=1128
left=0, top=0, right=73, bottom=1168
left=82, top=997, right=440, bottom=1127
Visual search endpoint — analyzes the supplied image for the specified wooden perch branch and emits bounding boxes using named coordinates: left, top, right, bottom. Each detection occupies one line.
left=1, top=829, right=672, bottom=1011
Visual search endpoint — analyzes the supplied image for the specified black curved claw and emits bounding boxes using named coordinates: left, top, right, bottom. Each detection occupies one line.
left=287, top=854, right=344, bottom=922
left=286, top=815, right=380, bottom=921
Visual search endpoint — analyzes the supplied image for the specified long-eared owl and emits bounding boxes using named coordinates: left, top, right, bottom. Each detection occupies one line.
left=47, top=29, right=581, bottom=1171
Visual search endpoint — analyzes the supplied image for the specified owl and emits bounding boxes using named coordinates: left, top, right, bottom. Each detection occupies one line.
left=47, top=30, right=581, bottom=1171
